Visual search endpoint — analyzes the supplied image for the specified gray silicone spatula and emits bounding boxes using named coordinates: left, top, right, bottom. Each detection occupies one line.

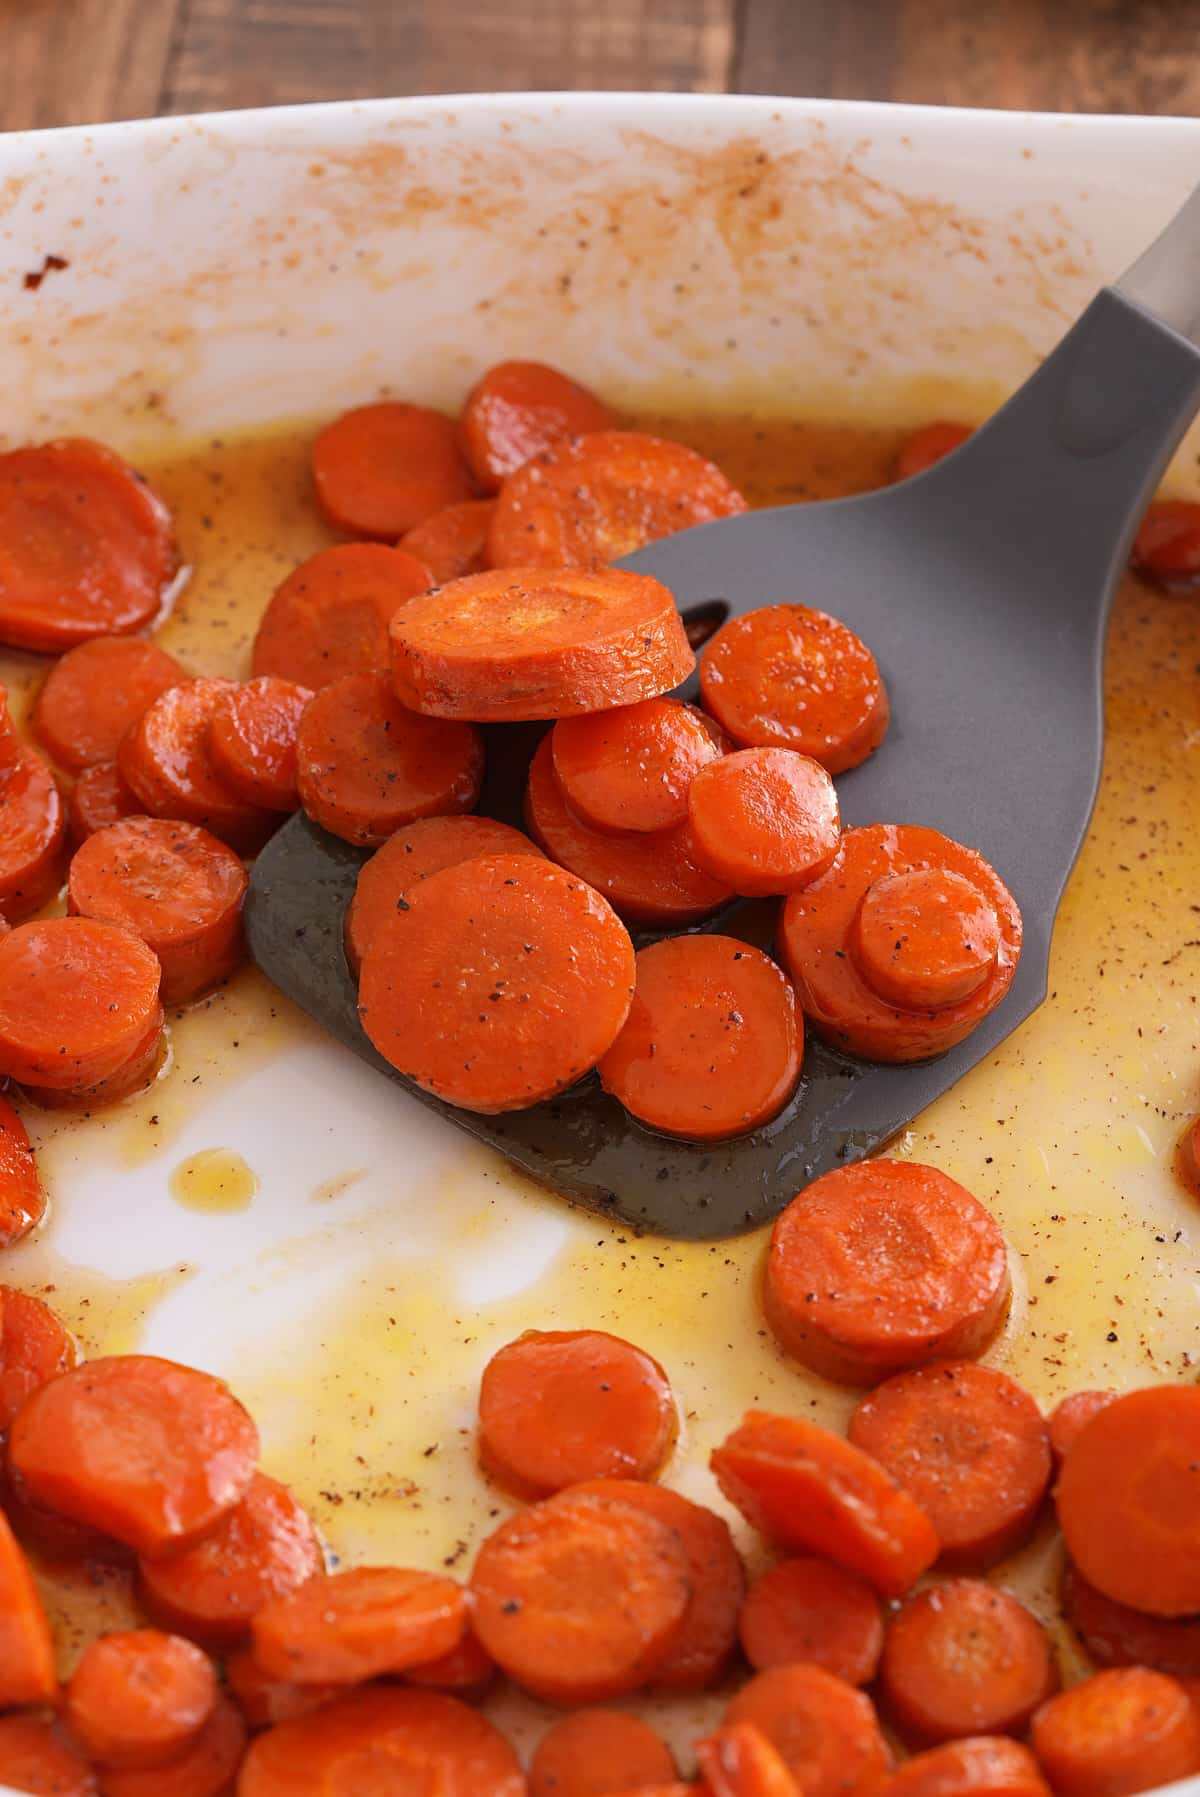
left=246, top=184, right=1200, bottom=1241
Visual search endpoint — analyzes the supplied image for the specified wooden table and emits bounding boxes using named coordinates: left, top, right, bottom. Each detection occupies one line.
left=3, top=0, right=1200, bottom=132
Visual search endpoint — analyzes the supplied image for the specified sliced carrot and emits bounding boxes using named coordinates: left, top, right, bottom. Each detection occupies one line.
left=358, top=851, right=635, bottom=1112
left=400, top=498, right=497, bottom=583
left=1055, top=1386, right=1200, bottom=1617
left=1062, top=1560, right=1200, bottom=1680
left=0, top=1505, right=57, bottom=1705
left=598, top=935, right=803, bottom=1141
left=529, top=1708, right=677, bottom=1797
left=460, top=360, right=613, bottom=491
left=65, top=1629, right=216, bottom=1769
left=137, top=1471, right=323, bottom=1646
left=224, top=1645, right=340, bottom=1730
left=312, top=402, right=476, bottom=537
left=0, top=438, right=177, bottom=651
left=32, top=637, right=185, bottom=772
left=725, top=1663, right=893, bottom=1797
left=764, top=1160, right=1012, bottom=1385
left=880, top=1580, right=1058, bottom=1745
left=404, top=1623, right=497, bottom=1698
left=252, top=1565, right=465, bottom=1683
left=0, top=690, right=66, bottom=921
left=390, top=565, right=695, bottom=722
left=97, top=1693, right=246, bottom=1797
left=1177, top=1116, right=1200, bottom=1198
left=687, top=747, right=840, bottom=896
left=1047, top=1390, right=1116, bottom=1469
left=0, top=1286, right=76, bottom=1430
left=0, top=918, right=163, bottom=1094
left=711, top=1409, right=939, bottom=1598
left=478, top=1328, right=677, bottom=1499
left=469, top=1487, right=690, bottom=1704
left=488, top=430, right=747, bottom=568
left=526, top=735, right=731, bottom=926
left=853, top=867, right=1004, bottom=1012
left=1132, top=499, right=1200, bottom=591
left=68, top=762, right=141, bottom=844
left=779, top=825, right=1023, bottom=1063
left=8, top=1353, right=258, bottom=1557
left=699, top=605, right=889, bottom=775
left=251, top=543, right=433, bottom=690
left=27, top=1010, right=164, bottom=1112
left=606, top=1788, right=698, bottom=1797
left=0, top=1717, right=98, bottom=1797
left=3, top=1459, right=113, bottom=1561
left=295, top=671, right=482, bottom=846
left=0, top=1094, right=45, bottom=1248
left=237, top=1686, right=524, bottom=1797
left=738, top=1554, right=884, bottom=1685
left=885, top=1737, right=1051, bottom=1797
left=206, top=678, right=312, bottom=812
left=345, top=814, right=543, bottom=973
left=1030, top=1669, right=1200, bottom=1797
left=894, top=422, right=973, bottom=482
left=696, top=1723, right=800, bottom=1797
left=68, top=817, right=246, bottom=1006
left=551, top=698, right=722, bottom=836
left=849, top=1362, right=1051, bottom=1571
left=118, top=678, right=274, bottom=854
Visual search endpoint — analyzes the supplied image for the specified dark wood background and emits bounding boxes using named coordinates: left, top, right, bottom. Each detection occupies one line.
left=3, top=0, right=1200, bottom=131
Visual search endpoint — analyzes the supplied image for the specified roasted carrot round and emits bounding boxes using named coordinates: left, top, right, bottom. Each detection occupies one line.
left=699, top=604, right=889, bottom=775
left=68, top=761, right=141, bottom=844
left=478, top=1329, right=677, bottom=1499
left=488, top=430, right=747, bottom=568
left=880, top=1580, right=1057, bottom=1745
left=238, top=1686, right=525, bottom=1797
left=404, top=1624, right=496, bottom=1698
left=0, top=438, right=177, bottom=651
left=0, top=1717, right=98, bottom=1797
left=119, top=678, right=274, bottom=854
left=358, top=851, right=635, bottom=1112
left=526, top=735, right=730, bottom=926
left=687, top=746, right=840, bottom=896
left=1030, top=1669, right=1200, bottom=1797
left=1055, top=1385, right=1200, bottom=1616
left=0, top=1095, right=45, bottom=1249
left=1132, top=499, right=1200, bottom=591
left=779, top=825, right=1023, bottom=1063
left=0, top=1286, right=76, bottom=1430
left=696, top=1723, right=799, bottom=1797
left=65, top=1629, right=216, bottom=1769
left=345, top=814, right=543, bottom=972
left=251, top=543, right=433, bottom=691
left=551, top=697, right=722, bottom=836
left=1047, top=1390, right=1116, bottom=1469
left=470, top=1487, right=690, bottom=1704
left=849, top=1362, right=1051, bottom=1571
left=711, top=1409, right=939, bottom=1597
left=206, top=677, right=312, bottom=812
left=885, top=1737, right=1051, bottom=1797
left=312, top=401, right=476, bottom=537
left=764, top=1160, right=1012, bottom=1385
left=0, top=1506, right=57, bottom=1707
left=605, top=1787, right=697, bottom=1796
left=460, top=360, right=613, bottom=491
left=738, top=1554, right=884, bottom=1685
left=725, top=1663, right=893, bottom=1797
left=97, top=1693, right=246, bottom=1797
left=852, top=867, right=1004, bottom=1012
left=68, top=817, right=247, bottom=1006
left=0, top=693, right=66, bottom=922
left=390, top=565, right=695, bottom=722
left=529, top=1708, right=677, bottom=1797
left=597, top=935, right=803, bottom=1140
left=1061, top=1560, right=1200, bottom=1680
left=137, top=1471, right=323, bottom=1646
left=1177, top=1116, right=1200, bottom=1197
left=251, top=1564, right=465, bottom=1683
left=224, top=1646, right=339, bottom=1730
left=0, top=918, right=163, bottom=1094
left=894, top=422, right=973, bottom=482
left=27, top=1008, right=165, bottom=1112
left=8, top=1353, right=258, bottom=1557
left=32, top=637, right=185, bottom=772
left=400, top=498, right=497, bottom=583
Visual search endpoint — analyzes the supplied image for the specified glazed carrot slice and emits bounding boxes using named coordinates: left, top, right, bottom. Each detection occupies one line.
left=224, top=1645, right=339, bottom=1730
left=478, top=1329, right=677, bottom=1499
left=65, top=1629, right=216, bottom=1769
left=687, top=747, right=840, bottom=895
left=738, top=1555, right=884, bottom=1685
left=529, top=1709, right=677, bottom=1797
left=251, top=543, right=433, bottom=691
left=206, top=678, right=312, bottom=812
left=1061, top=1560, right=1200, bottom=1680
left=880, top=1580, right=1058, bottom=1745
left=526, top=735, right=731, bottom=926
left=852, top=867, right=1004, bottom=1012
left=137, top=1471, right=324, bottom=1646
left=28, top=1009, right=165, bottom=1112
left=97, top=1693, right=246, bottom=1797
left=1055, top=1386, right=1200, bottom=1616
left=32, top=637, right=185, bottom=772
left=1030, top=1669, right=1200, bottom=1797
left=2, top=1458, right=113, bottom=1562
left=119, top=678, right=274, bottom=854
left=404, top=1624, right=497, bottom=1698
left=238, top=1686, right=525, bottom=1797
left=606, top=1788, right=697, bottom=1797
left=390, top=566, right=694, bottom=722
left=0, top=1717, right=98, bottom=1797
left=699, top=605, right=889, bottom=775
left=295, top=671, right=482, bottom=847
left=570, top=1478, right=746, bottom=1691
left=470, top=1488, right=690, bottom=1704
left=886, top=1737, right=1051, bottom=1797
left=598, top=935, right=803, bottom=1141
left=0, top=1286, right=76, bottom=1430
left=696, top=1723, right=800, bottom=1797
left=0, top=438, right=177, bottom=651
left=1177, top=1116, right=1200, bottom=1197
left=312, top=402, right=476, bottom=537
left=400, top=498, right=497, bottom=583
left=345, top=814, right=543, bottom=973
left=358, top=852, right=635, bottom=1112
left=460, top=360, right=613, bottom=491
left=1132, top=499, right=1200, bottom=591
left=551, top=697, right=722, bottom=836
left=725, top=1664, right=893, bottom=1797
left=0, top=1506, right=57, bottom=1706
left=849, top=1362, right=1051, bottom=1571
left=779, top=825, right=1023, bottom=1063
left=0, top=690, right=66, bottom=922
left=0, top=1094, right=45, bottom=1249
left=764, top=1160, right=1012, bottom=1385
left=711, top=1410, right=939, bottom=1597
left=0, top=918, right=162, bottom=1094
left=68, top=817, right=247, bottom=1006
left=1047, top=1390, right=1116, bottom=1469
left=894, top=422, right=973, bottom=482
left=488, top=430, right=747, bottom=569
left=8, top=1353, right=258, bottom=1557
left=68, top=762, right=141, bottom=844
left=251, top=1566, right=465, bottom=1684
